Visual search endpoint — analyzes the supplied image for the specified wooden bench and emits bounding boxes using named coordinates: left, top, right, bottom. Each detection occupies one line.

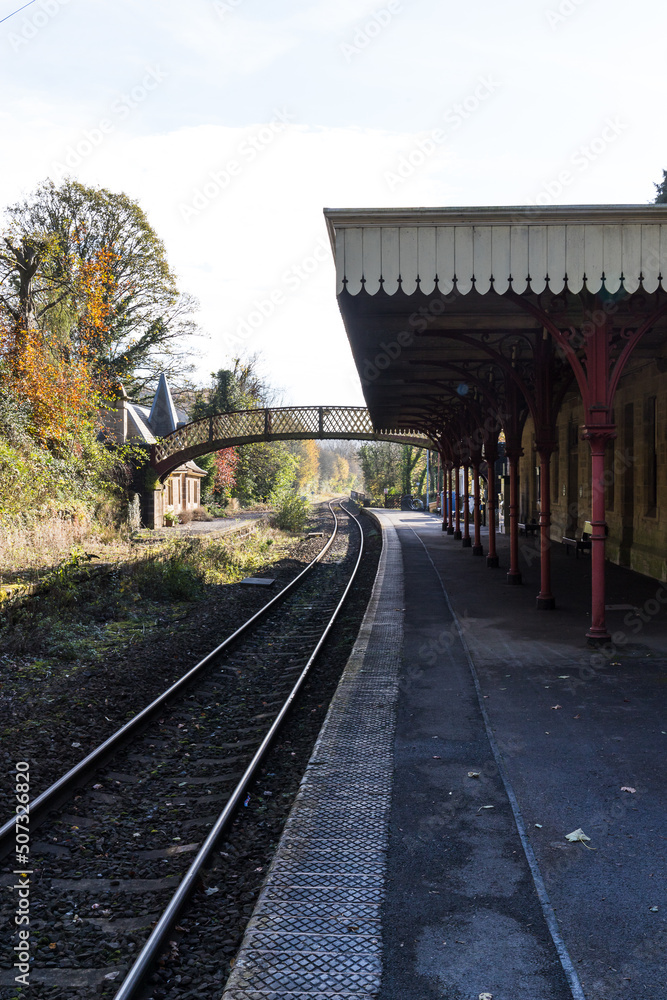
left=562, top=520, right=593, bottom=558
left=518, top=520, right=539, bottom=536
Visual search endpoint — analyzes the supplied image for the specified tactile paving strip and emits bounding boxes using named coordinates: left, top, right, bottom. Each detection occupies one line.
left=221, top=512, right=402, bottom=999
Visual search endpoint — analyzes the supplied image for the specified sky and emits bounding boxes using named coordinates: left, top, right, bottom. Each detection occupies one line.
left=1, top=0, right=665, bottom=406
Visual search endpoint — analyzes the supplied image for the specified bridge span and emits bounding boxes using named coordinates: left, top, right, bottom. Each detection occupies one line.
left=151, top=405, right=432, bottom=478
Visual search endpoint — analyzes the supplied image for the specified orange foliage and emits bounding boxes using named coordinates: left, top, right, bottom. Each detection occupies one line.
left=76, top=247, right=117, bottom=348
left=0, top=248, right=116, bottom=446
left=213, top=448, right=239, bottom=496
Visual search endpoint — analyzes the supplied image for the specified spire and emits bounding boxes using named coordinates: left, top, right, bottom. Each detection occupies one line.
left=149, top=374, right=179, bottom=437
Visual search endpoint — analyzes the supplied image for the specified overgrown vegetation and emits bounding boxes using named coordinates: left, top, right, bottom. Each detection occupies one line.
left=0, top=526, right=293, bottom=664
left=0, top=178, right=202, bottom=570
left=0, top=388, right=130, bottom=553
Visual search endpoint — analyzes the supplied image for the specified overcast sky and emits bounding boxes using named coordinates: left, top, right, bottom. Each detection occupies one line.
left=1, top=0, right=665, bottom=405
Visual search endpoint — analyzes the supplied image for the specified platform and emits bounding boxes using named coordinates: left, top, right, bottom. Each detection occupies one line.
left=222, top=511, right=667, bottom=999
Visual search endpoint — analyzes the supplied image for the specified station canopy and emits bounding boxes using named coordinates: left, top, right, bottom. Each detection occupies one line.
left=324, top=206, right=667, bottom=437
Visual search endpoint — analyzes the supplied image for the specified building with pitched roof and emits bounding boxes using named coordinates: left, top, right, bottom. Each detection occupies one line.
left=103, top=374, right=206, bottom=524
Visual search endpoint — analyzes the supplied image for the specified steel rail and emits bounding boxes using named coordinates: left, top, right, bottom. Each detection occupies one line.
left=112, top=500, right=364, bottom=1000
left=0, top=501, right=344, bottom=848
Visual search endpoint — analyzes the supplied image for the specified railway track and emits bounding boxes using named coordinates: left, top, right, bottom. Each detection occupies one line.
left=0, top=500, right=369, bottom=999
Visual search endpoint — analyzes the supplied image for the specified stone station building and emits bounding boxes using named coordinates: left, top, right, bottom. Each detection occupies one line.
left=103, top=374, right=206, bottom=526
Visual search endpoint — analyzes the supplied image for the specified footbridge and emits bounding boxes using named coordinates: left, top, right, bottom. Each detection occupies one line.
left=151, top=405, right=432, bottom=478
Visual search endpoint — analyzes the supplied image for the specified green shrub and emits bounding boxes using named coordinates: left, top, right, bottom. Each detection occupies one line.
left=271, top=492, right=309, bottom=532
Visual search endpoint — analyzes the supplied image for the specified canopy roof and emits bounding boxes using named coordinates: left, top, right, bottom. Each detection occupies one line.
left=325, top=206, right=667, bottom=298
left=324, top=206, right=667, bottom=435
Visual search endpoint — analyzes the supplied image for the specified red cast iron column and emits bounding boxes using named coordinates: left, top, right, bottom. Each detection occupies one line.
left=582, top=425, right=615, bottom=643
left=472, top=459, right=483, bottom=556
left=506, top=448, right=522, bottom=585
left=535, top=442, right=556, bottom=609
left=462, top=464, right=472, bottom=547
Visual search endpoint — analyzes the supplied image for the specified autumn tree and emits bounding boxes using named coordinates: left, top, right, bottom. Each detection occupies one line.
left=211, top=448, right=239, bottom=502
left=293, top=440, right=319, bottom=491
left=0, top=178, right=199, bottom=397
left=0, top=247, right=116, bottom=447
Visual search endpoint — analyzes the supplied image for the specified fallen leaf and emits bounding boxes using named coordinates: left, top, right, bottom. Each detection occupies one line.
left=71, top=742, right=81, bottom=748
left=477, top=805, right=494, bottom=812
left=92, top=783, right=103, bottom=790
left=104, top=972, right=119, bottom=981
left=565, top=828, right=596, bottom=849
left=620, top=786, right=636, bottom=794
left=649, top=906, right=659, bottom=912
left=551, top=704, right=562, bottom=710
left=48, top=943, right=57, bottom=950
left=204, top=886, right=219, bottom=895
left=573, top=714, right=581, bottom=719
left=432, top=755, right=441, bottom=759
left=558, top=675, right=570, bottom=679
left=467, top=771, right=481, bottom=778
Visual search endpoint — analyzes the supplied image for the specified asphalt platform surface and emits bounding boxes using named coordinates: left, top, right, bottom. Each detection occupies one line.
left=379, top=510, right=666, bottom=1000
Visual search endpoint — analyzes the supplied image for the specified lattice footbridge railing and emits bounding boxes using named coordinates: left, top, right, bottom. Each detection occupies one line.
left=151, top=405, right=432, bottom=477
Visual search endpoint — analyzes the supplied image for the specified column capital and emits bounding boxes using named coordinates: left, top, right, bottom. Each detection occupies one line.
left=582, top=423, right=617, bottom=453
left=534, top=439, right=557, bottom=457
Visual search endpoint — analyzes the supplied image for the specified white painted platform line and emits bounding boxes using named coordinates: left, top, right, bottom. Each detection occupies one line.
left=221, top=511, right=403, bottom=1000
